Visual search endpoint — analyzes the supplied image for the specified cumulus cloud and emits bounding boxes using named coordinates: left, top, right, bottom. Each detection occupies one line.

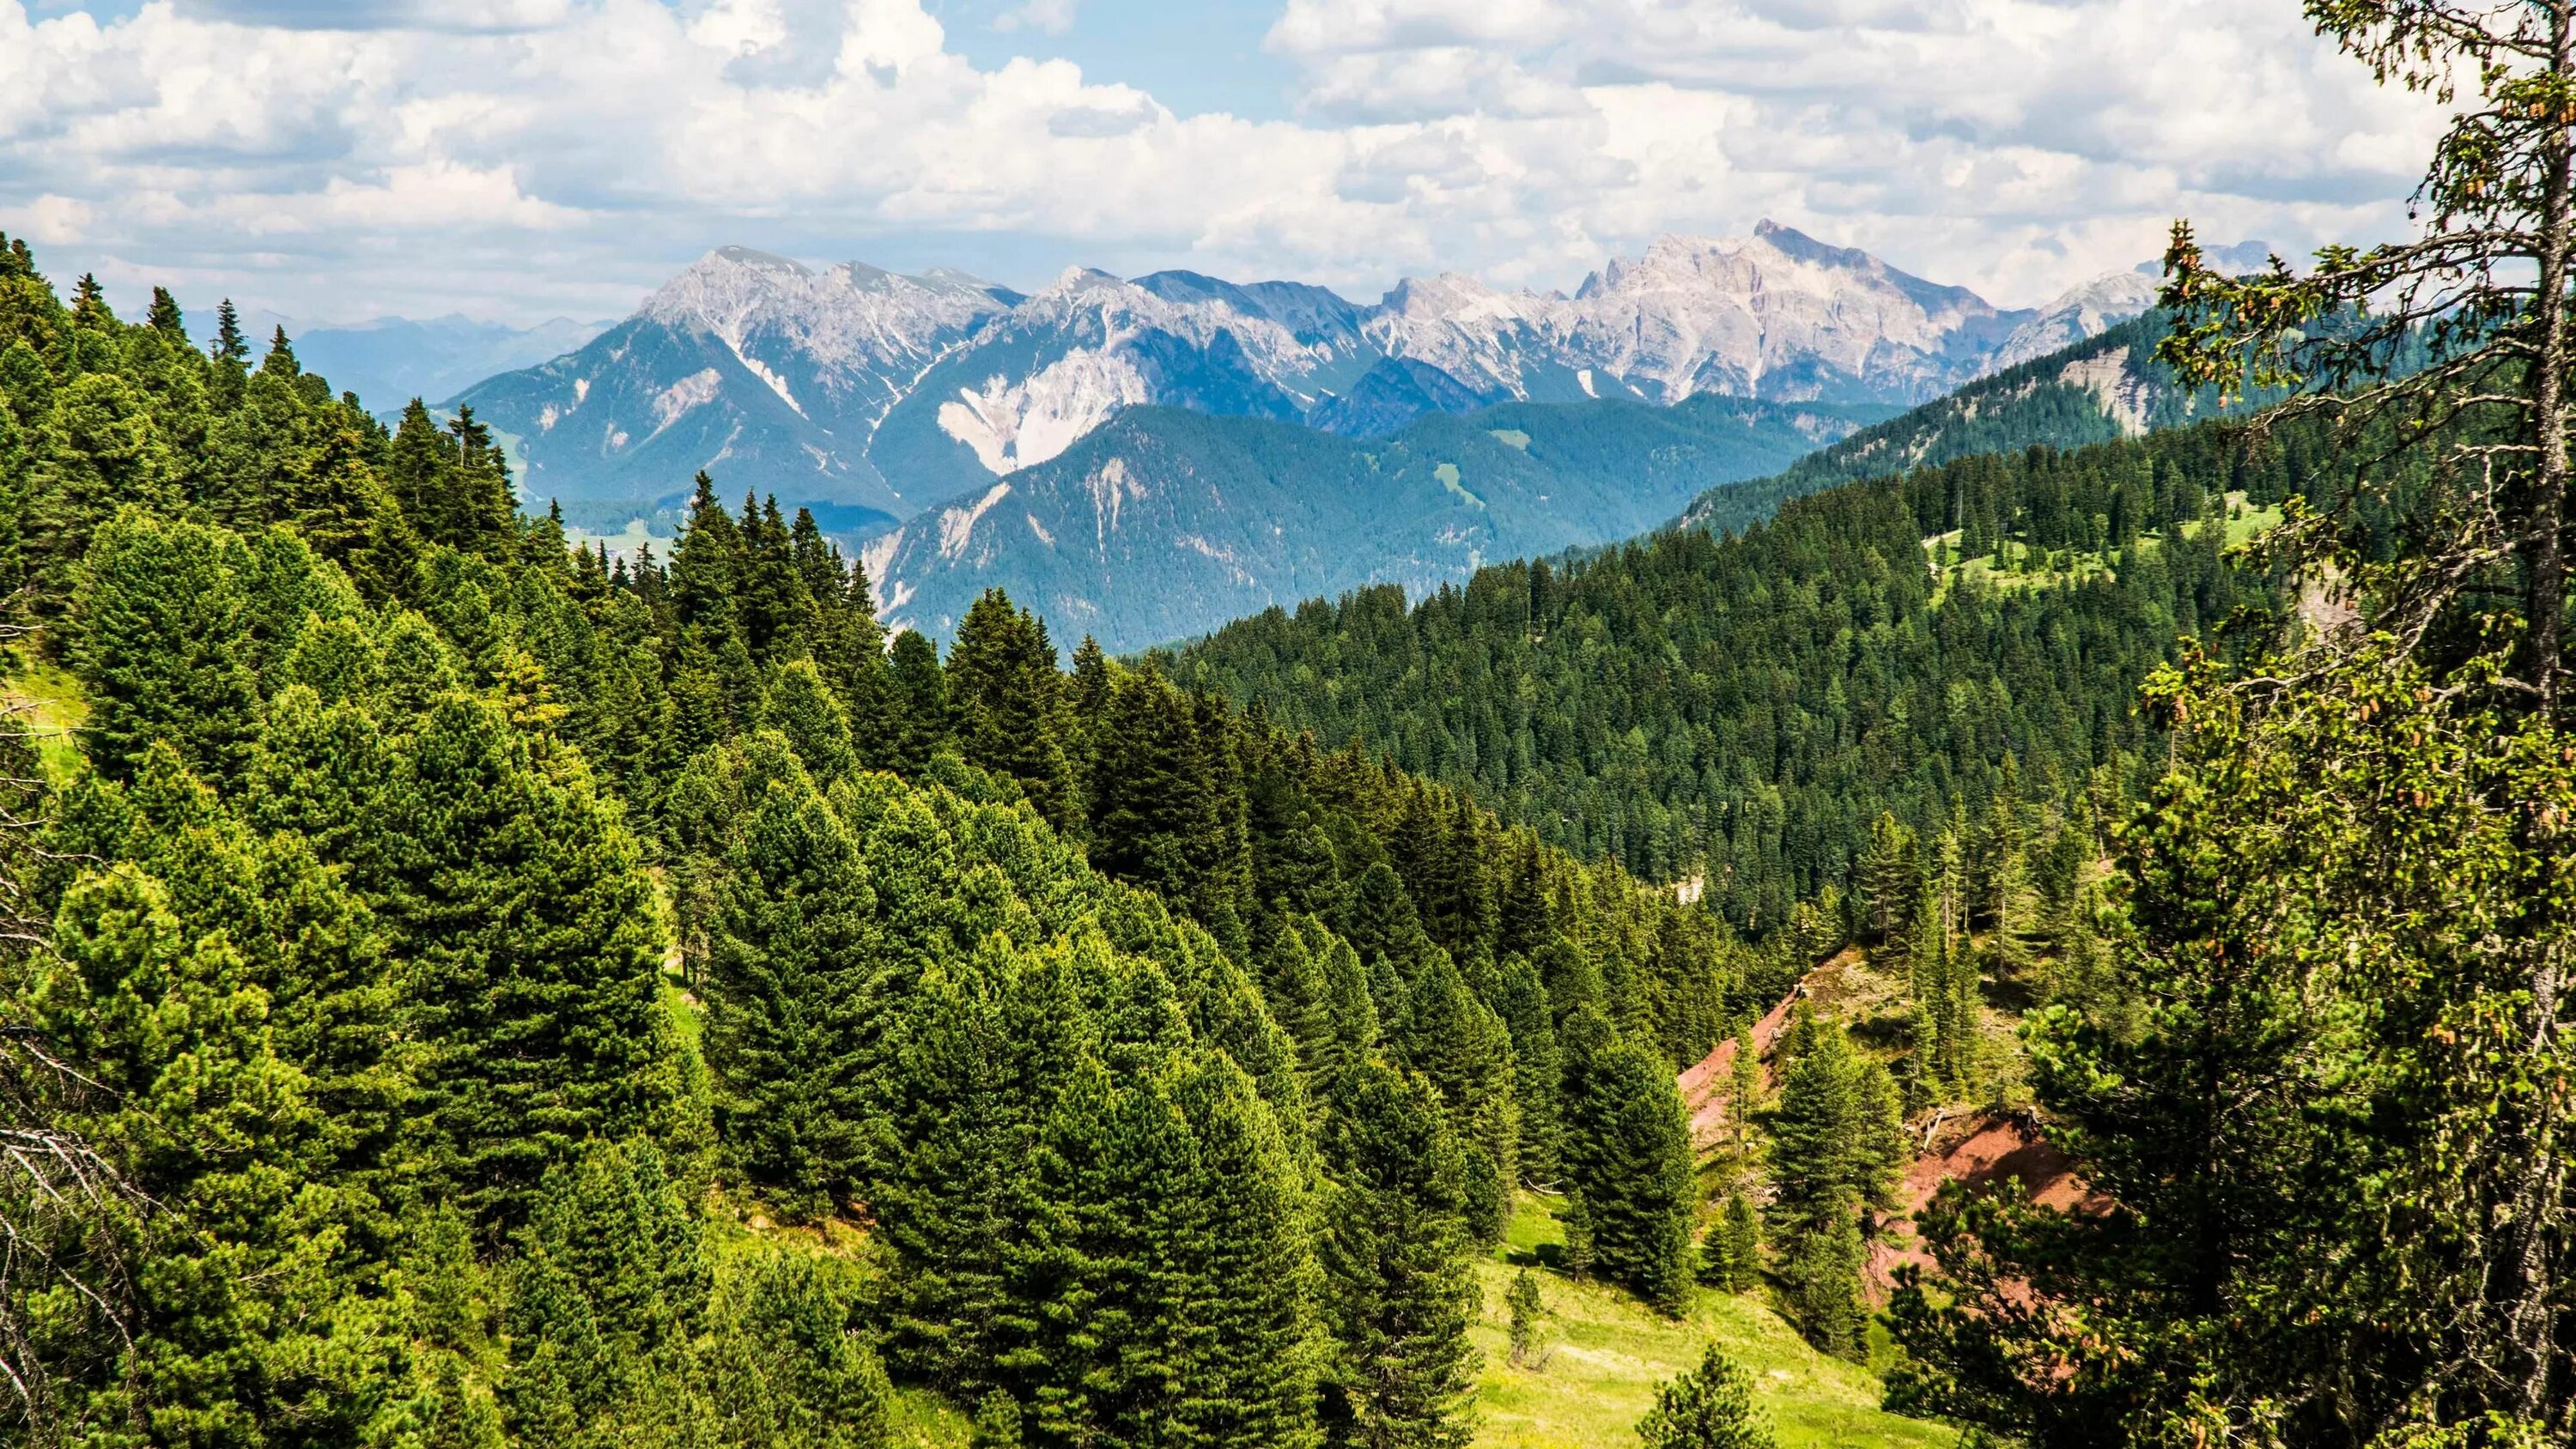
left=994, top=0, right=1077, bottom=37
left=0, top=0, right=2449, bottom=326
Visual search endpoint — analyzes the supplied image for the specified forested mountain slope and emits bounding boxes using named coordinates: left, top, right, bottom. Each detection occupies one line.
left=1158, top=410, right=2328, bottom=931
left=1674, top=313, right=2242, bottom=537
left=867, top=392, right=1887, bottom=652
left=0, top=237, right=1913, bottom=1447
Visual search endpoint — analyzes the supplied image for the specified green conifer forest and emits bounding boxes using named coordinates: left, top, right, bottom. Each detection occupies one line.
left=6, top=5, right=2576, bottom=1445
left=0, top=235, right=1733, bottom=1447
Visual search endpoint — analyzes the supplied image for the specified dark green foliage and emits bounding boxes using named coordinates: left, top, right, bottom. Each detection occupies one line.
left=702, top=746, right=874, bottom=1221
left=946, top=590, right=1083, bottom=833
left=1636, top=1346, right=1778, bottom=1449
left=375, top=691, right=676, bottom=1232
left=500, top=1138, right=709, bottom=1446
left=705, top=1249, right=894, bottom=1449
left=1505, top=1270, right=1546, bottom=1369
left=71, top=509, right=264, bottom=784
left=1389, top=949, right=1520, bottom=1242
left=1159, top=408, right=2308, bottom=937
left=0, top=236, right=1816, bottom=1447
left=1559, top=1016, right=1698, bottom=1313
left=1315, top=1059, right=1479, bottom=1449
left=33, top=762, right=391, bottom=1444
left=1892, top=646, right=2576, bottom=1446
left=1765, top=1012, right=1904, bottom=1359
left=1700, top=1191, right=1764, bottom=1295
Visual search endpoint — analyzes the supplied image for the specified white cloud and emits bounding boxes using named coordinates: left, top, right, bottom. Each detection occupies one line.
left=0, top=0, right=2449, bottom=327
left=994, top=0, right=1076, bottom=37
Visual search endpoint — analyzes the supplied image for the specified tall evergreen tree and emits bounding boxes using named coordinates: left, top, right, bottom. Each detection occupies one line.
left=1764, top=1011, right=1903, bottom=1358
left=702, top=750, right=872, bottom=1221
left=946, top=589, right=1081, bottom=834
left=1559, top=1016, right=1697, bottom=1313
left=374, top=693, right=677, bottom=1233
left=1315, top=1059, right=1479, bottom=1449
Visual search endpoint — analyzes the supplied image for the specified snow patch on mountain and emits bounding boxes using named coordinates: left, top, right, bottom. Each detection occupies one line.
left=939, top=482, right=1014, bottom=560
left=652, top=368, right=721, bottom=431
left=939, top=349, right=1156, bottom=474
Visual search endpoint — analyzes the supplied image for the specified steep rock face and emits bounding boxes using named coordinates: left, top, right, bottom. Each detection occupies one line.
left=1989, top=270, right=2161, bottom=373
left=1361, top=222, right=2034, bottom=411
left=453, top=247, right=1018, bottom=520
left=866, top=267, right=1330, bottom=506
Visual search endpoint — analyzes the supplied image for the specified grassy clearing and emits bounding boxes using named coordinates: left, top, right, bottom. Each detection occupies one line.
left=2, top=646, right=88, bottom=784
left=1923, top=488, right=2286, bottom=608
left=885, top=1387, right=973, bottom=1447
left=1473, top=1197, right=1953, bottom=1449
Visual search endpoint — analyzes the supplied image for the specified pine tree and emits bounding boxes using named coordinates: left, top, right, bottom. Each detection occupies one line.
left=1389, top=949, right=1519, bottom=1243
left=374, top=693, right=677, bottom=1233
left=1635, top=1346, right=1777, bottom=1449
left=39, top=843, right=392, bottom=1442
left=213, top=297, right=248, bottom=361
left=705, top=1249, right=895, bottom=1449
left=762, top=658, right=861, bottom=785
left=1558, top=1019, right=1697, bottom=1314
left=885, top=628, right=951, bottom=773
left=702, top=752, right=872, bottom=1221
left=945, top=589, right=1081, bottom=834
left=71, top=509, right=260, bottom=785
left=1504, top=1270, right=1547, bottom=1369
left=1492, top=953, right=1563, bottom=1186
left=1316, top=1058, right=1478, bottom=1449
left=1763, top=1011, right=1904, bottom=1359
left=1698, top=1191, right=1763, bottom=1294
left=501, top=1138, right=711, bottom=1446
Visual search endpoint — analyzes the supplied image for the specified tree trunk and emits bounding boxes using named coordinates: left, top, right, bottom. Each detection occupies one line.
left=2506, top=10, right=2575, bottom=1416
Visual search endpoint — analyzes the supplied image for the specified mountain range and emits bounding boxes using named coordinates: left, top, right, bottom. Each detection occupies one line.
left=860, top=393, right=1890, bottom=652
left=448, top=224, right=2173, bottom=534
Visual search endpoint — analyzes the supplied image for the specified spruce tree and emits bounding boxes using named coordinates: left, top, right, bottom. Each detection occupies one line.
left=1492, top=953, right=1563, bottom=1186
left=885, top=627, right=951, bottom=773
left=945, top=589, right=1081, bottom=834
left=1505, top=1270, right=1547, bottom=1369
left=705, top=1249, right=895, bottom=1449
left=213, top=297, right=247, bottom=361
left=1763, top=1011, right=1904, bottom=1358
left=501, top=1139, right=711, bottom=1446
left=1636, top=1346, right=1777, bottom=1449
left=702, top=751, right=872, bottom=1221
left=1315, top=1058, right=1478, bottom=1449
left=1389, top=948, right=1519, bottom=1242
left=374, top=693, right=676, bottom=1233
left=762, top=658, right=861, bottom=785
left=71, top=508, right=259, bottom=785
left=34, top=375, right=179, bottom=610
left=1558, top=1019, right=1697, bottom=1314
left=1699, top=1191, right=1763, bottom=1294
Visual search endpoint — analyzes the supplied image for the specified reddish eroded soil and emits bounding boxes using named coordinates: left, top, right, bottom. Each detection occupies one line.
left=1674, top=949, right=2103, bottom=1300
left=1865, top=1108, right=2102, bottom=1295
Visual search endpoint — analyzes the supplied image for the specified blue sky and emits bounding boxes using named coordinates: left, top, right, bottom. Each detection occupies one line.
left=1, top=1, right=2447, bottom=324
